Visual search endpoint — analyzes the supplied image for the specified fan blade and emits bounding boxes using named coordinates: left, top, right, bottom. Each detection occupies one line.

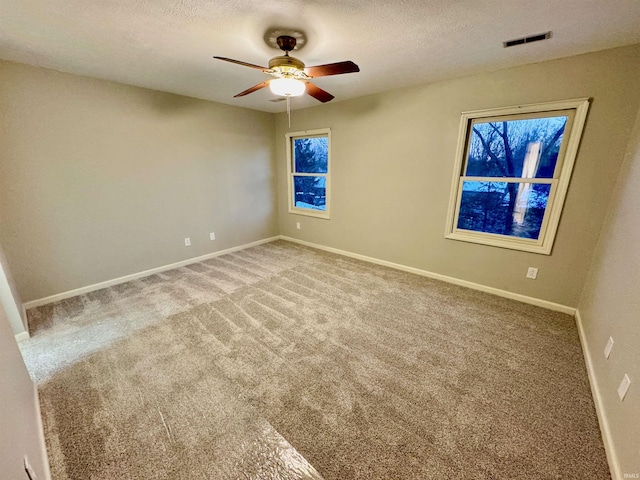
left=306, top=82, right=334, bottom=103
left=234, top=82, right=269, bottom=97
left=304, top=61, right=359, bottom=78
left=213, top=56, right=269, bottom=72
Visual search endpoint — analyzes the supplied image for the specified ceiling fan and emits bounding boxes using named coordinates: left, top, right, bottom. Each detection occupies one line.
left=214, top=35, right=359, bottom=103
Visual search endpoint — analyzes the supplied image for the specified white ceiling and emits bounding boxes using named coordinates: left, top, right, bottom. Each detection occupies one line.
left=1, top=0, right=639, bottom=113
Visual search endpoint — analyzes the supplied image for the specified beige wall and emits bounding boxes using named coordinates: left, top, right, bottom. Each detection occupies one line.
left=0, top=306, right=50, bottom=479
left=276, top=44, right=640, bottom=308
left=3, top=46, right=639, bottom=307
left=578, top=106, right=640, bottom=476
left=0, top=61, right=277, bottom=302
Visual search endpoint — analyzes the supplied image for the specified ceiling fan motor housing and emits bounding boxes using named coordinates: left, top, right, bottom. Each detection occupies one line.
left=269, top=55, right=305, bottom=73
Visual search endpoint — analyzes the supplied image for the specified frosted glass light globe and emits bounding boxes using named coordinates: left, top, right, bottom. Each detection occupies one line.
left=269, top=78, right=305, bottom=97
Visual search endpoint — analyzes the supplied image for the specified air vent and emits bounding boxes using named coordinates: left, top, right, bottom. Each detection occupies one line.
left=503, top=31, right=552, bottom=48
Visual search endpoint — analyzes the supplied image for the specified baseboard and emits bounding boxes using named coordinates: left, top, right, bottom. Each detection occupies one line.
left=23, top=236, right=280, bottom=309
left=14, top=331, right=30, bottom=342
left=279, top=236, right=576, bottom=315
left=33, top=385, right=52, bottom=480
left=23, top=234, right=575, bottom=315
left=575, top=309, right=620, bottom=480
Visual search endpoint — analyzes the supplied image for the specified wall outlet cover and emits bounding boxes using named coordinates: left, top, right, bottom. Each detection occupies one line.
left=604, top=336, right=614, bottom=359
left=618, top=374, right=631, bottom=401
left=209, top=232, right=215, bottom=241
left=184, top=238, right=191, bottom=247
left=526, top=267, right=538, bottom=279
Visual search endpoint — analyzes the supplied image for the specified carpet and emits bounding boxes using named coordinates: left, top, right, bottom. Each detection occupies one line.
left=21, top=240, right=610, bottom=479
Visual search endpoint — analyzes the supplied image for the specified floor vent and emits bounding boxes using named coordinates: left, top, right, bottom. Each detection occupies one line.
left=503, top=31, right=552, bottom=48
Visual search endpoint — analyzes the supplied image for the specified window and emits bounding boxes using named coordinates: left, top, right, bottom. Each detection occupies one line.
left=286, top=128, right=331, bottom=219
left=445, top=99, right=589, bottom=254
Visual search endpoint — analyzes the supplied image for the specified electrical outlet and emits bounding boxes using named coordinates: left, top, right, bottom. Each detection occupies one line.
left=209, top=232, right=215, bottom=241
left=296, top=222, right=301, bottom=230
left=526, top=267, right=538, bottom=279
left=24, top=455, right=37, bottom=480
left=184, top=237, right=191, bottom=247
left=618, top=374, right=631, bottom=401
left=604, top=337, right=614, bottom=359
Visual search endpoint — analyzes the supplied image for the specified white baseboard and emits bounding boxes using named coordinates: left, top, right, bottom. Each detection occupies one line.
left=280, top=236, right=576, bottom=315
left=33, top=385, right=53, bottom=480
left=23, top=236, right=280, bottom=310
left=24, top=234, right=576, bottom=315
left=14, top=331, right=30, bottom=342
left=575, top=309, right=620, bottom=480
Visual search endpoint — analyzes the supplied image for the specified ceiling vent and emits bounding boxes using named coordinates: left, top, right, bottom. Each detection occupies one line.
left=503, top=31, right=552, bottom=48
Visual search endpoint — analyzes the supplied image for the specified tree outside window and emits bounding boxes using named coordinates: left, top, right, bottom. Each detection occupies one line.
left=446, top=99, right=590, bottom=254
left=286, top=129, right=331, bottom=219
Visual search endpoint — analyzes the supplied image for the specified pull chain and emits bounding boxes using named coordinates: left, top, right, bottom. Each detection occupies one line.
left=286, top=95, right=291, bottom=128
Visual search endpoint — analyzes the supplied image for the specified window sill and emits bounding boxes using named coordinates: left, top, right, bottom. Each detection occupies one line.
left=445, top=231, right=552, bottom=255
left=289, top=207, right=330, bottom=220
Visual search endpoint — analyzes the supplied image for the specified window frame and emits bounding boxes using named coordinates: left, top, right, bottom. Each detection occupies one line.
left=286, top=128, right=331, bottom=219
left=445, top=98, right=590, bottom=255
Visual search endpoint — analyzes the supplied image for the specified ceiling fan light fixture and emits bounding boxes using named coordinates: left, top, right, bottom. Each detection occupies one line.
left=214, top=34, right=359, bottom=103
left=269, top=77, right=305, bottom=97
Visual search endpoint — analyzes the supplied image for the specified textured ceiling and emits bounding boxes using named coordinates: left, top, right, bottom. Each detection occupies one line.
left=1, top=0, right=639, bottom=113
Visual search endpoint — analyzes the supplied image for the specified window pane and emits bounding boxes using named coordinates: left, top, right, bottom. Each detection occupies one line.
left=457, top=181, right=551, bottom=239
left=465, top=116, right=567, bottom=179
left=294, top=137, right=328, bottom=173
left=293, top=176, right=326, bottom=210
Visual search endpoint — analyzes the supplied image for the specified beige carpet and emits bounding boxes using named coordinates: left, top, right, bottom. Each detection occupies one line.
left=21, top=240, right=610, bottom=479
